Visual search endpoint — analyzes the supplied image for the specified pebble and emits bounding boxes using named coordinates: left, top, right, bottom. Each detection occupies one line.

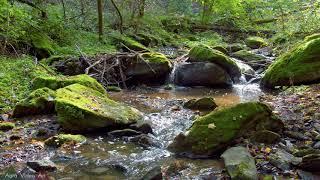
left=27, top=160, right=57, bottom=172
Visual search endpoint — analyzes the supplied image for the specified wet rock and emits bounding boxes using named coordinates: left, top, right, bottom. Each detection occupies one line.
left=108, top=129, right=142, bottom=137
left=174, top=62, right=233, bottom=87
left=297, top=169, right=320, bottom=179
left=245, top=36, right=268, bottom=49
left=129, top=122, right=153, bottom=134
left=0, top=114, right=9, bottom=121
left=45, top=134, right=86, bottom=147
left=269, top=149, right=302, bottom=171
left=251, top=130, right=281, bottom=144
left=0, top=122, right=15, bottom=131
left=141, top=166, right=162, bottom=180
left=294, top=147, right=320, bottom=157
left=221, top=146, right=258, bottom=180
left=232, top=50, right=266, bottom=70
left=212, top=45, right=228, bottom=55
left=163, top=84, right=174, bottom=90
left=125, top=52, right=172, bottom=85
left=129, top=134, right=161, bottom=148
left=87, top=167, right=110, bottom=175
left=33, top=74, right=106, bottom=93
left=234, top=60, right=256, bottom=81
left=168, top=102, right=284, bottom=156
left=55, top=84, right=143, bottom=131
left=284, top=131, right=311, bottom=141
left=261, top=37, right=320, bottom=88
left=106, top=86, right=122, bottom=92
left=163, top=160, right=189, bottom=176
left=183, top=97, right=217, bottom=111
left=314, top=141, right=320, bottom=149
left=13, top=88, right=56, bottom=118
left=299, top=154, right=320, bottom=172
left=187, top=44, right=241, bottom=81
left=19, top=166, right=37, bottom=179
left=27, top=160, right=57, bottom=172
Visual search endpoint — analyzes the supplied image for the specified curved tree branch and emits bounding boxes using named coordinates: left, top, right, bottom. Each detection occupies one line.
left=110, top=0, right=123, bottom=34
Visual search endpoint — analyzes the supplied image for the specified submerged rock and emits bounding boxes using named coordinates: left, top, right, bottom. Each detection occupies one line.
left=261, top=37, right=320, bottom=88
left=0, top=122, right=15, bottom=131
left=33, top=74, right=106, bottom=93
left=126, top=52, right=172, bottom=85
left=45, top=134, right=86, bottom=147
left=245, top=36, right=268, bottom=49
left=27, top=160, right=57, bottom=172
left=174, top=62, right=232, bottom=87
left=188, top=45, right=241, bottom=81
left=183, top=97, right=217, bottom=111
left=129, top=134, right=161, bottom=148
left=13, top=88, right=56, bottom=118
left=55, top=84, right=143, bottom=131
left=221, top=146, right=258, bottom=180
left=168, top=102, right=283, bottom=156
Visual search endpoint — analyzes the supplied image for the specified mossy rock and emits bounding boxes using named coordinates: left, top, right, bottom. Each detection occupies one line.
left=261, top=38, right=320, bottom=88
left=168, top=102, right=284, bottom=156
left=30, top=32, right=55, bottom=59
left=212, top=45, right=228, bottom=55
left=221, top=146, right=258, bottom=180
left=245, top=36, right=268, bottom=49
left=126, top=52, right=172, bottom=85
left=188, top=45, right=241, bottom=81
left=111, top=33, right=148, bottom=52
left=55, top=84, right=143, bottom=131
left=13, top=88, right=56, bottom=118
left=0, top=122, right=15, bottom=131
left=232, top=50, right=265, bottom=70
left=44, top=134, right=86, bottom=147
left=106, top=86, right=122, bottom=92
left=33, top=74, right=106, bottom=93
left=183, top=97, right=217, bottom=111
left=228, top=43, right=247, bottom=53
left=304, top=33, right=320, bottom=42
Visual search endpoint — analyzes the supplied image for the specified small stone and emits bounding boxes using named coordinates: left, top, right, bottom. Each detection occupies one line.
left=314, top=142, right=320, bottom=149
left=171, top=105, right=181, bottom=111
left=0, top=114, right=9, bottom=121
left=269, top=149, right=302, bottom=171
left=129, top=122, right=153, bottom=134
left=221, top=146, right=258, bottom=180
left=183, top=97, right=217, bottom=111
left=129, top=134, right=161, bottom=148
left=27, top=160, right=57, bottom=172
left=284, top=131, right=311, bottom=141
left=293, top=147, right=320, bottom=157
left=44, top=134, right=86, bottom=147
left=299, top=154, right=320, bottom=172
left=108, top=129, right=142, bottom=137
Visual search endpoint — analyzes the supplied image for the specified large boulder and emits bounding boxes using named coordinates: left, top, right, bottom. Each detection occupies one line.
left=55, top=84, right=143, bottom=131
left=245, top=36, right=268, bottom=49
left=187, top=45, right=241, bottom=81
left=33, top=74, right=106, bottom=93
left=221, top=146, right=258, bottom=180
left=232, top=50, right=266, bottom=70
left=168, top=102, right=284, bottom=156
left=13, top=88, right=56, bottom=118
left=126, top=52, right=172, bottom=85
left=261, top=38, right=320, bottom=88
left=174, top=62, right=232, bottom=87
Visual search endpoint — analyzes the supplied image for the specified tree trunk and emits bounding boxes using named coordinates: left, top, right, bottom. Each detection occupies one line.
left=138, top=0, right=145, bottom=18
left=110, top=0, right=123, bottom=34
left=97, top=0, right=103, bottom=41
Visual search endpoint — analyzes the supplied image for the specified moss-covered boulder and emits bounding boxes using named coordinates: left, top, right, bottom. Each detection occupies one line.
left=212, top=45, right=228, bottom=55
left=111, top=33, right=148, bottom=52
left=0, top=122, right=15, bottom=131
left=228, top=43, right=247, bottom=53
left=261, top=38, right=320, bottom=88
left=13, top=88, right=56, bottom=118
left=55, top=84, right=143, bottom=131
left=33, top=74, right=106, bottom=93
left=30, top=32, right=55, bottom=59
left=221, top=146, right=258, bottom=180
left=188, top=45, right=241, bottom=81
left=174, top=62, right=233, bottom=87
left=183, top=97, right=217, bottom=111
left=168, top=102, right=283, bottom=156
left=232, top=50, right=266, bottom=70
left=44, top=134, right=86, bottom=147
left=245, top=36, right=268, bottom=49
left=126, top=52, right=172, bottom=85
left=304, top=33, right=320, bottom=42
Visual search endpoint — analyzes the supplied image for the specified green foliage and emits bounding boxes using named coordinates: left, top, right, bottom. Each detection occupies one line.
left=0, top=56, right=50, bottom=113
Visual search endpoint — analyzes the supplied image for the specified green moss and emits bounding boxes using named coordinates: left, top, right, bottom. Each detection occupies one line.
left=33, top=74, right=106, bottom=94
left=233, top=50, right=265, bottom=62
left=13, top=88, right=56, bottom=118
left=0, top=56, right=50, bottom=113
left=228, top=43, right=247, bottom=52
left=55, top=84, right=142, bottom=131
left=245, top=36, right=268, bottom=49
left=188, top=44, right=241, bottom=79
left=169, top=102, right=283, bottom=155
left=140, top=52, right=171, bottom=65
left=262, top=37, right=320, bottom=88
left=183, top=97, right=217, bottom=111
left=106, top=86, right=122, bottom=92
left=212, top=45, right=228, bottom=55
left=110, top=32, right=148, bottom=51
left=0, top=122, right=15, bottom=131
left=45, top=134, right=86, bottom=147
left=304, top=33, right=320, bottom=42
left=30, top=32, right=55, bottom=59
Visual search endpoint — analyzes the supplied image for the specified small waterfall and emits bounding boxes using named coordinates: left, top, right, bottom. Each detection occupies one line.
left=168, top=62, right=178, bottom=84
